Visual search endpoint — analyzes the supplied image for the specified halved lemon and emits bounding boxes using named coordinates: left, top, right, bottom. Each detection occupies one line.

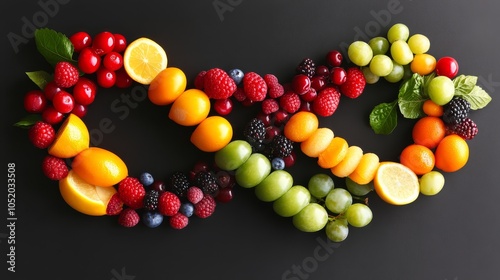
left=48, top=113, right=90, bottom=158
left=374, top=161, right=420, bottom=205
left=123, top=37, right=168, bottom=85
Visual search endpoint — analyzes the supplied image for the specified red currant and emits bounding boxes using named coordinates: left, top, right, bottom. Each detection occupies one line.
left=273, top=110, right=289, bottom=126
left=310, top=76, right=326, bottom=91
left=102, top=51, right=123, bottom=71
left=23, top=90, right=47, bottom=113
left=215, top=187, right=233, bottom=203
left=69, top=31, right=92, bottom=53
left=78, top=47, right=101, bottom=74
left=331, top=67, right=347, bottom=85
left=256, top=111, right=272, bottom=127
left=326, top=50, right=343, bottom=67
left=96, top=67, right=116, bottom=88
left=71, top=103, right=88, bottom=118
left=52, top=91, right=75, bottom=114
left=115, top=68, right=133, bottom=88
left=283, top=151, right=296, bottom=168
left=315, top=65, right=330, bottom=77
left=265, top=126, right=281, bottom=142
left=73, top=77, right=97, bottom=105
left=43, top=81, right=62, bottom=100
left=435, top=56, right=459, bottom=79
left=92, top=31, right=115, bottom=56
left=291, top=74, right=311, bottom=95
left=213, top=98, right=233, bottom=115
left=113, top=33, right=127, bottom=53
left=300, top=88, right=317, bottom=102
left=42, top=105, right=64, bottom=124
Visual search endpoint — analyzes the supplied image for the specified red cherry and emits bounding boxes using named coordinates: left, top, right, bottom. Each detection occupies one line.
left=73, top=77, right=97, bottom=105
left=216, top=187, right=233, bottom=203
left=42, top=105, right=64, bottom=124
left=69, top=31, right=92, bottom=53
left=71, top=103, right=87, bottom=118
left=326, top=50, right=343, bottom=67
left=115, top=68, right=133, bottom=88
left=23, top=90, right=47, bottom=113
left=78, top=47, right=101, bottom=74
left=265, top=126, right=281, bottom=142
left=283, top=151, right=296, bottom=168
left=331, top=67, right=347, bottom=85
left=213, top=98, right=233, bottom=116
left=102, top=51, right=123, bottom=71
left=436, top=56, right=459, bottom=79
left=96, top=67, right=116, bottom=88
left=256, top=111, right=272, bottom=127
left=43, top=81, right=62, bottom=100
left=315, top=65, right=330, bottom=77
left=92, top=31, right=115, bottom=56
left=113, top=33, right=127, bottom=53
left=273, top=110, right=289, bottom=126
left=301, top=88, right=317, bottom=102
left=310, top=76, right=326, bottom=91
left=52, top=91, right=74, bottom=114
left=300, top=100, right=312, bottom=112
left=291, top=74, right=311, bottom=95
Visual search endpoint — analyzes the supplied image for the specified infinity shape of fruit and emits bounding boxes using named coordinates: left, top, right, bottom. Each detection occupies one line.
left=20, top=23, right=491, bottom=242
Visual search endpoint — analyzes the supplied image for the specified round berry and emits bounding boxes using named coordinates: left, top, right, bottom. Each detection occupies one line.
left=24, top=90, right=47, bottom=113
left=315, top=65, right=330, bottom=77
left=436, top=56, right=459, bottom=79
left=331, top=67, right=347, bottom=85
left=92, top=31, right=115, bottom=56
left=142, top=211, right=163, bottom=228
left=215, top=187, right=233, bottom=203
left=310, top=76, right=326, bottom=91
left=179, top=202, right=194, bottom=217
left=213, top=98, right=233, bottom=116
left=96, top=67, right=116, bottom=88
left=52, top=91, right=74, bottom=114
left=139, top=172, right=154, bottom=187
left=42, top=105, right=64, bottom=125
left=228, top=68, right=244, bottom=85
left=102, top=51, right=123, bottom=71
left=291, top=74, right=311, bottom=95
left=72, top=77, right=97, bottom=106
left=43, top=81, right=62, bottom=101
left=151, top=180, right=167, bottom=192
left=112, top=33, right=127, bottom=53
left=69, top=31, right=92, bottom=52
left=115, top=68, right=133, bottom=88
left=301, top=88, right=317, bottom=102
left=71, top=103, right=87, bottom=118
left=78, top=47, right=101, bottom=74
left=326, top=50, right=343, bottom=67
left=272, top=157, right=286, bottom=170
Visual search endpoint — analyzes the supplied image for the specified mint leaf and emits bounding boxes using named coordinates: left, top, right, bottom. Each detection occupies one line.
left=453, top=75, right=477, bottom=96
left=456, top=85, right=492, bottom=110
left=14, top=114, right=42, bottom=128
left=369, top=101, right=398, bottom=135
left=26, top=70, right=52, bottom=90
left=35, top=28, right=76, bottom=67
left=398, top=73, right=425, bottom=119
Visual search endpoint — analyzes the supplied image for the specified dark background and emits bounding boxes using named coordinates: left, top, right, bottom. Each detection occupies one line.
left=2, top=0, right=500, bottom=279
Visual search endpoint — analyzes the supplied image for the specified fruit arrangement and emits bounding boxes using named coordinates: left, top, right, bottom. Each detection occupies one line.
left=17, top=23, right=491, bottom=242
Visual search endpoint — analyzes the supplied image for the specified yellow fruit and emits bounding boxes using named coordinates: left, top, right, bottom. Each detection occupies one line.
left=123, top=37, right=168, bottom=85
left=300, top=127, right=334, bottom=158
left=148, top=67, right=187, bottom=105
left=191, top=116, right=233, bottom=152
left=374, top=161, right=420, bottom=205
left=330, top=146, right=363, bottom=178
left=71, top=147, right=128, bottom=187
left=348, top=153, right=380, bottom=185
left=48, top=114, right=90, bottom=158
left=317, top=137, right=349, bottom=169
left=434, top=134, right=469, bottom=172
left=59, top=170, right=117, bottom=216
left=283, top=111, right=319, bottom=142
left=169, top=89, right=211, bottom=126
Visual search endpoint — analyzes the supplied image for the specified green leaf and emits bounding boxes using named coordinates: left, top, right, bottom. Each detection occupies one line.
left=35, top=28, right=76, bottom=67
left=398, top=73, right=425, bottom=119
left=26, top=70, right=52, bottom=90
left=422, top=72, right=435, bottom=97
left=369, top=101, right=398, bottom=135
left=453, top=75, right=477, bottom=96
left=14, top=114, right=42, bottom=128
left=456, top=85, right=492, bottom=110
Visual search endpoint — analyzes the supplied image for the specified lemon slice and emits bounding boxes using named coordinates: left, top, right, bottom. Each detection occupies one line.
left=374, top=161, right=419, bottom=205
left=123, top=37, right=168, bottom=85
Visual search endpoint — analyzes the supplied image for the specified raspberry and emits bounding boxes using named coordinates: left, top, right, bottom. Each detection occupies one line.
left=194, top=70, right=206, bottom=90
left=194, top=171, right=219, bottom=195
left=232, top=87, right=246, bottom=102
left=41, top=155, right=68, bottom=180
left=446, top=118, right=478, bottom=140
left=106, top=193, right=124, bottom=216
left=312, top=87, right=341, bottom=117
left=118, top=177, right=146, bottom=209
left=28, top=121, right=55, bottom=149
left=194, top=195, right=216, bottom=218
left=271, top=134, right=294, bottom=158
left=143, top=189, right=160, bottom=211
left=264, top=74, right=284, bottom=98
left=442, top=97, right=470, bottom=125
left=118, top=208, right=140, bottom=227
left=339, top=67, right=366, bottom=99
left=169, top=213, right=189, bottom=229
left=53, top=61, right=79, bottom=88
left=168, top=171, right=190, bottom=197
left=203, top=68, right=237, bottom=99
left=296, top=58, right=316, bottom=78
left=158, top=191, right=181, bottom=216
left=243, top=72, right=267, bottom=101
left=261, top=98, right=279, bottom=115
left=279, top=92, right=301, bottom=113
left=186, top=186, right=204, bottom=204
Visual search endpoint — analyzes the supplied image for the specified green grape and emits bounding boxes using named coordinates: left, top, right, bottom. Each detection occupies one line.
left=368, top=36, right=390, bottom=55
left=345, top=177, right=373, bottom=197
left=419, top=171, right=445, bottom=196
left=387, top=23, right=410, bottom=43
left=384, top=60, right=405, bottom=83
left=345, top=203, right=372, bottom=228
left=407, top=34, right=430, bottom=54
left=325, top=188, right=352, bottom=214
left=308, top=173, right=334, bottom=199
left=390, top=40, right=414, bottom=65
left=369, top=54, right=393, bottom=77
left=362, top=67, right=380, bottom=84
left=427, top=76, right=455, bottom=105
left=347, top=41, right=373, bottom=67
left=325, top=219, right=349, bottom=242
left=292, top=203, right=329, bottom=232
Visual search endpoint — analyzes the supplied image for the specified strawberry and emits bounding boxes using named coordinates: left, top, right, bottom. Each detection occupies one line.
left=118, top=177, right=146, bottom=209
left=279, top=92, right=301, bottom=113
left=203, top=68, right=237, bottom=99
left=158, top=191, right=181, bottom=216
left=106, top=193, right=124, bottom=216
left=118, top=208, right=140, bottom=227
left=264, top=74, right=284, bottom=98
left=312, top=87, right=341, bottom=117
left=339, top=67, right=366, bottom=99
left=41, top=155, right=68, bottom=180
left=29, top=121, right=55, bottom=149
left=53, top=61, right=79, bottom=88
left=243, top=72, right=267, bottom=101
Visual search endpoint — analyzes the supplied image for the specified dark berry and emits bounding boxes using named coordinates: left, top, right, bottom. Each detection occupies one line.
left=272, top=134, right=294, bottom=158
left=143, top=189, right=160, bottom=211
left=179, top=202, right=194, bottom=217
left=296, top=58, right=316, bottom=78
left=442, top=97, right=471, bottom=125
left=446, top=118, right=478, bottom=140
left=139, top=172, right=154, bottom=187
left=194, top=171, right=219, bottom=195
left=168, top=171, right=190, bottom=197
left=228, top=68, right=244, bottom=85
left=271, top=157, right=286, bottom=170
left=142, top=211, right=163, bottom=228
left=243, top=118, right=266, bottom=142
left=215, top=187, right=233, bottom=203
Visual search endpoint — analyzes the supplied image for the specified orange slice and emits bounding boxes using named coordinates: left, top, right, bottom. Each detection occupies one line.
left=123, top=37, right=168, bottom=85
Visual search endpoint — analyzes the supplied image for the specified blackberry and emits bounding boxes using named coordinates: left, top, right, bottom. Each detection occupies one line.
left=296, top=58, right=316, bottom=78
left=194, top=171, right=219, bottom=195
left=271, top=134, right=294, bottom=158
left=446, top=118, right=478, bottom=140
left=143, top=189, right=160, bottom=211
left=442, top=98, right=470, bottom=125
left=168, top=172, right=190, bottom=197
left=243, top=118, right=266, bottom=151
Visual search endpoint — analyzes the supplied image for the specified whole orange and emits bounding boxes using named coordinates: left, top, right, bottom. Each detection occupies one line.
left=412, top=116, right=446, bottom=149
left=399, top=144, right=435, bottom=175
left=434, top=134, right=469, bottom=172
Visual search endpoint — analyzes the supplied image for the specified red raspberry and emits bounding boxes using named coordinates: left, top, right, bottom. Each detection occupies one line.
left=28, top=121, right=55, bottom=149
left=261, top=98, right=279, bottom=115
left=169, top=213, right=189, bottom=229
left=186, top=186, right=204, bottom=204
left=158, top=191, right=181, bottom=216
left=264, top=74, right=284, bottom=98
left=106, top=193, right=124, bottom=216
left=312, top=87, right=341, bottom=117
left=243, top=72, right=267, bottom=101
left=279, top=92, right=301, bottom=113
left=203, top=68, right=237, bottom=99
left=194, top=70, right=206, bottom=90
left=232, top=87, right=246, bottom=102
left=53, top=61, right=79, bottom=88
left=118, top=177, right=146, bottom=209
left=41, top=155, right=68, bottom=180
left=118, top=208, right=140, bottom=227
left=339, top=67, right=366, bottom=99
left=194, top=195, right=216, bottom=218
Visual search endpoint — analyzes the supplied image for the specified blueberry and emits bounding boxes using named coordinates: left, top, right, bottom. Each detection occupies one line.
left=271, top=157, right=285, bottom=170
left=139, top=172, right=154, bottom=187
left=142, top=211, right=163, bottom=228
left=228, top=68, right=244, bottom=85
left=179, top=202, right=194, bottom=218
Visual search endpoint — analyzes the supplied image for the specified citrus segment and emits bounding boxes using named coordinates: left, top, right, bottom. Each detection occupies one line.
left=330, top=146, right=363, bottom=178
left=48, top=113, right=90, bottom=158
left=317, top=137, right=348, bottom=169
left=399, top=144, right=435, bottom=175
left=123, top=37, right=168, bottom=85
left=434, top=134, right=469, bottom=172
left=348, top=153, right=380, bottom=185
left=374, top=161, right=420, bottom=205
left=148, top=67, right=187, bottom=105
left=169, top=89, right=210, bottom=126
left=191, top=116, right=233, bottom=152
left=71, top=147, right=128, bottom=187
left=283, top=111, right=319, bottom=142
left=59, top=170, right=117, bottom=216
left=300, top=127, right=334, bottom=158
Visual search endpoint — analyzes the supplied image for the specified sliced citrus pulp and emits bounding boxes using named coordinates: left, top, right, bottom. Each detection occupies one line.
left=48, top=113, right=90, bottom=158
left=374, top=161, right=420, bottom=205
left=123, top=37, right=168, bottom=85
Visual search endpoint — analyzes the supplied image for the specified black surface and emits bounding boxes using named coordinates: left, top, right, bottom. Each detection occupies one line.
left=2, top=0, right=500, bottom=279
